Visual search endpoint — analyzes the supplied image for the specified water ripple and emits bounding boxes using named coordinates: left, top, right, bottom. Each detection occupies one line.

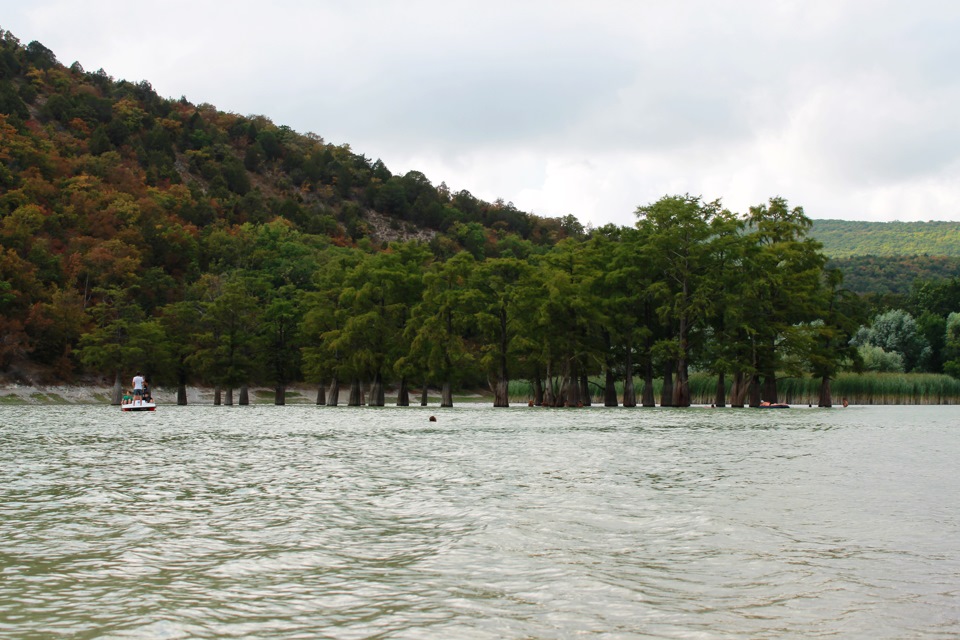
left=1, top=405, right=958, bottom=638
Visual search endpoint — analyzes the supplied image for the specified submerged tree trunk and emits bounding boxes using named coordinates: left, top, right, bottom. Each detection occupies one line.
left=326, top=377, right=339, bottom=406
left=543, top=375, right=556, bottom=407
left=316, top=384, right=325, bottom=405
left=224, top=387, right=234, bottom=406
left=623, top=346, right=637, bottom=407
left=714, top=371, right=726, bottom=408
left=604, top=366, right=618, bottom=407
left=214, top=385, right=222, bottom=406
left=534, top=376, right=544, bottom=406
left=112, top=371, right=122, bottom=405
left=348, top=379, right=363, bottom=406
left=564, top=362, right=581, bottom=407
left=560, top=362, right=573, bottom=407
left=494, top=378, right=509, bottom=407
left=660, top=361, right=674, bottom=407
left=273, top=384, right=285, bottom=406
left=580, top=373, right=591, bottom=407
left=369, top=372, right=385, bottom=407
left=762, top=373, right=778, bottom=404
left=239, top=384, right=249, bottom=405
left=177, top=380, right=188, bottom=406
left=641, top=379, right=656, bottom=407
left=818, top=376, right=833, bottom=408
left=673, top=359, right=691, bottom=407
left=542, top=361, right=554, bottom=407
left=760, top=338, right=778, bottom=402
left=730, top=371, right=746, bottom=408
left=494, top=305, right=510, bottom=407
left=748, top=374, right=762, bottom=407
left=397, top=377, right=409, bottom=406
left=441, top=381, right=453, bottom=407
left=641, top=359, right=656, bottom=407
left=420, top=383, right=429, bottom=406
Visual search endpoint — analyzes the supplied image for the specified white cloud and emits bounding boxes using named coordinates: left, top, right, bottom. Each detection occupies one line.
left=5, top=0, right=960, bottom=224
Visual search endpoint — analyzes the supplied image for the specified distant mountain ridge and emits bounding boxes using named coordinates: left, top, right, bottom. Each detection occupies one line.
left=810, top=219, right=960, bottom=258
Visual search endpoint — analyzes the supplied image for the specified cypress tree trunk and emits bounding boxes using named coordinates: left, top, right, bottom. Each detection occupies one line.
left=316, top=384, right=325, bottom=405
left=368, top=372, right=385, bottom=406
left=214, top=385, right=222, bottom=406
left=175, top=356, right=189, bottom=405
left=674, top=308, right=691, bottom=407
left=326, top=377, right=339, bottom=406
left=818, top=376, right=833, bottom=407
left=420, top=383, right=428, bottom=406
left=494, top=305, right=509, bottom=407
left=579, top=373, right=591, bottom=407
left=660, top=361, right=674, bottom=407
left=674, top=360, right=691, bottom=407
left=565, top=362, right=580, bottom=407
left=441, top=381, right=453, bottom=407
left=560, top=376, right=571, bottom=407
left=761, top=338, right=778, bottom=402
left=714, top=371, right=726, bottom=407
left=494, top=378, right=509, bottom=407
left=762, top=373, right=778, bottom=404
left=534, top=376, right=544, bottom=406
left=348, top=379, right=363, bottom=406
left=623, top=346, right=637, bottom=407
left=112, top=371, right=122, bottom=405
left=397, top=377, right=409, bottom=406
left=239, top=384, right=249, bottom=405
left=225, top=388, right=234, bottom=406
left=641, top=361, right=656, bottom=407
left=730, top=371, right=746, bottom=407
left=544, top=372, right=556, bottom=407
left=604, top=367, right=618, bottom=407
left=273, top=384, right=285, bottom=406
left=543, top=362, right=554, bottom=406
left=748, top=374, right=762, bottom=407
left=177, top=381, right=188, bottom=406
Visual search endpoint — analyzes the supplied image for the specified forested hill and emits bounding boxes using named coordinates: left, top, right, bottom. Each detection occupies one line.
left=0, top=30, right=580, bottom=252
left=810, top=219, right=960, bottom=258
left=825, top=255, right=960, bottom=295
left=810, top=220, right=960, bottom=295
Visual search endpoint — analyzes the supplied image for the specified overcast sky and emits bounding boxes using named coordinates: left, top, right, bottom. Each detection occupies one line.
left=4, top=0, right=960, bottom=227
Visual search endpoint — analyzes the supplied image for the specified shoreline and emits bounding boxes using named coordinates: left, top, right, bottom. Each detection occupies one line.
left=1, top=382, right=957, bottom=406
left=0, top=383, right=322, bottom=406
left=0, top=383, right=489, bottom=406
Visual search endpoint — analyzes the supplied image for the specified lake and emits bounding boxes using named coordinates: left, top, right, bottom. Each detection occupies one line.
left=1, top=404, right=958, bottom=639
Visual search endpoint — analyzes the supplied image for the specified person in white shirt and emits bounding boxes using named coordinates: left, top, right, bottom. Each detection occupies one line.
left=132, top=373, right=145, bottom=399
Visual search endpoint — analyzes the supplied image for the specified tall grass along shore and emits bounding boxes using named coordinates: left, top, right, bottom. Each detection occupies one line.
left=508, top=373, right=960, bottom=406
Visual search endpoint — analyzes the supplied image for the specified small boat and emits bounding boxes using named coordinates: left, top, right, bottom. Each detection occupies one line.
left=758, top=402, right=789, bottom=409
left=121, top=399, right=156, bottom=412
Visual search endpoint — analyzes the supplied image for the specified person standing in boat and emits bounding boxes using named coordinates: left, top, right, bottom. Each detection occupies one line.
left=132, top=373, right=145, bottom=400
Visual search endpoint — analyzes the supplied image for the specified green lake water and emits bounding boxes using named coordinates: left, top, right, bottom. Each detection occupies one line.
left=1, top=404, right=958, bottom=638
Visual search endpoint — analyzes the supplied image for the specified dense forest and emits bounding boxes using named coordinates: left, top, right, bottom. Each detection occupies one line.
left=825, top=255, right=960, bottom=295
left=810, top=219, right=960, bottom=258
left=4, top=29, right=960, bottom=407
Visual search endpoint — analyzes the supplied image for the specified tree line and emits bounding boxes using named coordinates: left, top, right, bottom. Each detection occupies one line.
left=70, top=194, right=864, bottom=408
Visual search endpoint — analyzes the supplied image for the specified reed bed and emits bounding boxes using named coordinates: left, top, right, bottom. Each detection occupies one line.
left=508, top=372, right=960, bottom=405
